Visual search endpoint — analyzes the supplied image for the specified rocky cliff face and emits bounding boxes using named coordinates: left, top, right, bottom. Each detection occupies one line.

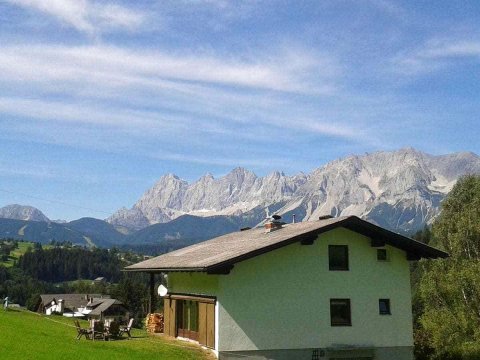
left=0, top=204, right=50, bottom=222
left=107, top=148, right=480, bottom=233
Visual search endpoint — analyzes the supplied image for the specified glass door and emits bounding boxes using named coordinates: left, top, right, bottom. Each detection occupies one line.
left=176, top=300, right=199, bottom=341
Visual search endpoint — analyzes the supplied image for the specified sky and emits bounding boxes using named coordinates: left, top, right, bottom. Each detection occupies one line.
left=0, top=0, right=479, bottom=221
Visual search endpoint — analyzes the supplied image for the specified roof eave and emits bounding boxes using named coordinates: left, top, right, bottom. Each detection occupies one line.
left=123, top=266, right=206, bottom=273
left=341, top=216, right=449, bottom=260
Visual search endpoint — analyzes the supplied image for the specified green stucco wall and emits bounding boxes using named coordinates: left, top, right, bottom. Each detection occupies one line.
left=168, top=227, right=414, bottom=355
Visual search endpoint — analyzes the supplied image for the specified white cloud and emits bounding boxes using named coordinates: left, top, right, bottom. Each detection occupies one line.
left=421, top=40, right=480, bottom=59
left=0, top=161, right=56, bottom=179
left=0, top=96, right=195, bottom=133
left=393, top=39, right=480, bottom=75
left=5, top=0, right=145, bottom=34
left=0, top=42, right=376, bottom=165
left=0, top=44, right=337, bottom=94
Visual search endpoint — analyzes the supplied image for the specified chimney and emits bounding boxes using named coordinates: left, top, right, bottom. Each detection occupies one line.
left=58, top=299, right=64, bottom=314
left=319, top=215, right=334, bottom=220
left=265, top=214, right=285, bottom=233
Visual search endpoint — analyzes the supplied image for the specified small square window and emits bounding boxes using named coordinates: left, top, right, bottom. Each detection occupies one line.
left=330, top=299, right=351, bottom=326
left=379, top=299, right=391, bottom=315
left=329, top=245, right=349, bottom=271
left=377, top=249, right=388, bottom=261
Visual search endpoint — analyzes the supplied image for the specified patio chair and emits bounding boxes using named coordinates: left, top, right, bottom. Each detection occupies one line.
left=91, top=320, right=106, bottom=341
left=106, top=321, right=120, bottom=340
left=119, top=318, right=134, bottom=339
left=74, top=320, right=92, bottom=340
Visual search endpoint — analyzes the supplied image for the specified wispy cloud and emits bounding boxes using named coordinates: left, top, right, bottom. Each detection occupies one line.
left=5, top=0, right=146, bottom=34
left=0, top=44, right=337, bottom=93
left=393, top=39, right=480, bottom=74
left=0, top=161, right=56, bottom=179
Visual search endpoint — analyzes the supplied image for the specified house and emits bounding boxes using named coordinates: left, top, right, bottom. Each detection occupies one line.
left=84, top=298, right=129, bottom=322
left=125, top=215, right=447, bottom=360
left=37, top=294, right=108, bottom=317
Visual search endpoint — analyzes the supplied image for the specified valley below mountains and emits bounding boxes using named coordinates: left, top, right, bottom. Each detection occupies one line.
left=1, top=148, right=479, bottom=251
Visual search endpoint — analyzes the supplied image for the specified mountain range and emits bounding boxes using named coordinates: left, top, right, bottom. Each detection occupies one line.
left=107, top=148, right=480, bottom=233
left=1, top=148, right=479, bottom=250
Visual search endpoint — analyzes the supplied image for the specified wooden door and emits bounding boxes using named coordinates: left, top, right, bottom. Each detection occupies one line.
left=163, top=298, right=171, bottom=336
left=206, top=303, right=215, bottom=348
left=169, top=299, right=176, bottom=336
left=163, top=298, right=176, bottom=337
left=198, top=302, right=215, bottom=348
left=198, top=302, right=207, bottom=345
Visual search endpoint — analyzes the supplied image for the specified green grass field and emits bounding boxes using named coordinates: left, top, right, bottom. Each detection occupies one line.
left=1, top=241, right=52, bottom=267
left=1, top=241, right=33, bottom=267
left=0, top=308, right=215, bottom=360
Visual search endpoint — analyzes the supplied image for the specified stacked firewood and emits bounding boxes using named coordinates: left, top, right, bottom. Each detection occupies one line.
left=145, top=313, right=163, bottom=333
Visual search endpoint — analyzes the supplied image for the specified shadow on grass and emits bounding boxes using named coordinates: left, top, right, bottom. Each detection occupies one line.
left=78, top=335, right=148, bottom=342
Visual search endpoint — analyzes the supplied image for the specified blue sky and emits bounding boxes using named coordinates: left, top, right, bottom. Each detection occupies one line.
left=0, top=0, right=479, bottom=221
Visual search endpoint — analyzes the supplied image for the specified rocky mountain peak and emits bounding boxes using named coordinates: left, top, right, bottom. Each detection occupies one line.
left=0, top=204, right=50, bottom=222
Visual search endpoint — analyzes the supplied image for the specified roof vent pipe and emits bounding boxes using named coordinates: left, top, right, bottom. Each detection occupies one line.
left=292, top=214, right=296, bottom=224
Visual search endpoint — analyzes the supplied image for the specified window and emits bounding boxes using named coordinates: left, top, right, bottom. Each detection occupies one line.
left=330, top=299, right=351, bottom=326
left=329, top=245, right=349, bottom=270
left=377, top=249, right=388, bottom=261
left=379, top=299, right=391, bottom=315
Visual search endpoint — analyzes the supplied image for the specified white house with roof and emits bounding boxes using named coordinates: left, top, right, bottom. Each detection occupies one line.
left=125, top=215, right=447, bottom=360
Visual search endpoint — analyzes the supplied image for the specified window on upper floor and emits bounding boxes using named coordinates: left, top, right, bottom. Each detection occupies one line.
left=330, top=298, right=351, bottom=326
left=379, top=299, right=391, bottom=315
left=377, top=248, right=388, bottom=261
left=329, top=245, right=349, bottom=271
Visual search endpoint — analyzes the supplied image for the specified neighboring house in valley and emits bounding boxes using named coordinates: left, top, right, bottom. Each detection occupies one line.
left=37, top=294, right=108, bottom=317
left=84, top=298, right=129, bottom=322
left=125, top=215, right=447, bottom=360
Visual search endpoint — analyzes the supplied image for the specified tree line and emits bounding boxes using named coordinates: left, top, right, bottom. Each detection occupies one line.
left=17, top=246, right=124, bottom=283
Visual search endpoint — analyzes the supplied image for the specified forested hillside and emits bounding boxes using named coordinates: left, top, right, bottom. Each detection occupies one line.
left=17, top=246, right=124, bottom=283
left=413, top=175, right=480, bottom=359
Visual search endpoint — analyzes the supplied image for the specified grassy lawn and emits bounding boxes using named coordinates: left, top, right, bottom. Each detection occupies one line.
left=0, top=308, right=215, bottom=360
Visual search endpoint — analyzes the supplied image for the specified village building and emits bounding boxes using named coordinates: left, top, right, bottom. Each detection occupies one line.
left=85, top=298, right=129, bottom=322
left=36, top=293, right=127, bottom=320
left=37, top=293, right=105, bottom=316
left=125, top=215, right=447, bottom=360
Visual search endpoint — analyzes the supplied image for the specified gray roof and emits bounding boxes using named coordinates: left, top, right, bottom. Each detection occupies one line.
left=39, top=294, right=105, bottom=309
left=125, top=216, right=448, bottom=274
left=88, top=299, right=125, bottom=316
